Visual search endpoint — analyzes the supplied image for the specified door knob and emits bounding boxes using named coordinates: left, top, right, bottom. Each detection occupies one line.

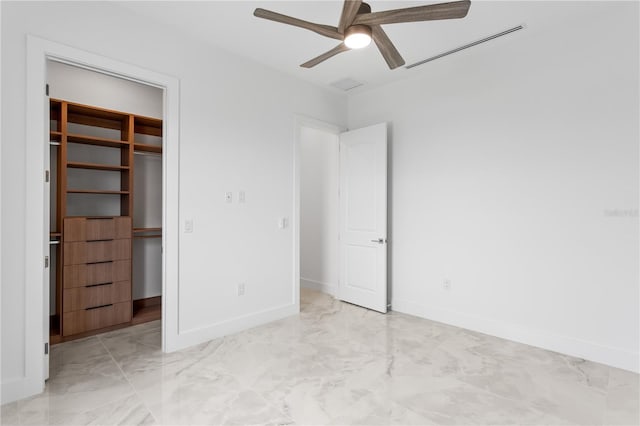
left=371, top=238, right=386, bottom=244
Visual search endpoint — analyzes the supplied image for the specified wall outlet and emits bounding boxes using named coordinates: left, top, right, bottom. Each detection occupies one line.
left=238, top=282, right=245, bottom=296
left=443, top=279, right=451, bottom=290
left=184, top=219, right=193, bottom=233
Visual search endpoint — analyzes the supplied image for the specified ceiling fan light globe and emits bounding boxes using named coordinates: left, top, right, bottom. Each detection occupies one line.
left=344, top=25, right=372, bottom=49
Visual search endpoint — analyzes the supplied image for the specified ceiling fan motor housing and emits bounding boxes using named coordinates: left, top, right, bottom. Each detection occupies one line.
left=345, top=24, right=372, bottom=40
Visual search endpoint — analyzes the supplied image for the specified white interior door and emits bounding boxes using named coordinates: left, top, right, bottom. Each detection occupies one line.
left=339, top=123, right=388, bottom=313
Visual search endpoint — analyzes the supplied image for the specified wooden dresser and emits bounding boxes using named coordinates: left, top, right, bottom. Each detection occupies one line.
left=62, top=216, right=132, bottom=336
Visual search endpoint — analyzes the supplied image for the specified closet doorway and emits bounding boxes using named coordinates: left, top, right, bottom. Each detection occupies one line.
left=297, top=118, right=389, bottom=313
left=46, top=61, right=164, bottom=359
left=299, top=123, right=341, bottom=298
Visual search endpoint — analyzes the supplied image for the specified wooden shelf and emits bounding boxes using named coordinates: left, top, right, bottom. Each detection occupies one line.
left=67, top=189, right=129, bottom=195
left=133, top=227, right=162, bottom=239
left=132, top=296, right=161, bottom=325
left=66, top=101, right=129, bottom=131
left=67, top=133, right=129, bottom=149
left=133, top=227, right=162, bottom=233
left=134, top=116, right=163, bottom=138
left=67, top=162, right=129, bottom=172
left=134, top=143, right=162, bottom=154
left=50, top=232, right=61, bottom=238
left=50, top=131, right=62, bottom=142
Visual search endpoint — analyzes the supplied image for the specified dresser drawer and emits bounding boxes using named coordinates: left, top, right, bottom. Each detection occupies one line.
left=64, top=217, right=131, bottom=242
left=62, top=301, right=131, bottom=336
left=63, top=281, right=131, bottom=313
left=63, top=260, right=130, bottom=288
left=63, top=239, right=131, bottom=265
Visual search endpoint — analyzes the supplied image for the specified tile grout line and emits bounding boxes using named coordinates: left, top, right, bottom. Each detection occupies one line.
left=98, top=336, right=160, bottom=425
left=19, top=337, right=138, bottom=424
left=192, top=333, right=295, bottom=424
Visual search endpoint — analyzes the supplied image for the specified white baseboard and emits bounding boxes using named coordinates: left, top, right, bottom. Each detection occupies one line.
left=167, top=302, right=299, bottom=352
left=392, top=298, right=639, bottom=373
left=300, top=277, right=337, bottom=296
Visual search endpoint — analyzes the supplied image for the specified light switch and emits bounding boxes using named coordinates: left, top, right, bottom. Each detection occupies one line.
left=184, top=219, right=193, bottom=233
left=278, top=217, right=288, bottom=229
left=225, top=192, right=233, bottom=203
left=238, top=191, right=245, bottom=203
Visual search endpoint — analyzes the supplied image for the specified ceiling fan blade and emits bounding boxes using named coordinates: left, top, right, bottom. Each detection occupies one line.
left=300, top=43, right=350, bottom=68
left=338, top=0, right=363, bottom=34
left=254, top=8, right=343, bottom=41
left=353, top=0, right=471, bottom=26
left=371, top=25, right=405, bottom=69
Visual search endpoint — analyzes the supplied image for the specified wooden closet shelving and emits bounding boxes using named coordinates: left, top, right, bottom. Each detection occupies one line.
left=67, top=161, right=130, bottom=172
left=133, top=227, right=162, bottom=232
left=67, top=133, right=130, bottom=148
left=134, top=143, right=162, bottom=154
left=67, top=189, right=130, bottom=195
left=49, top=98, right=163, bottom=343
left=133, top=227, right=162, bottom=239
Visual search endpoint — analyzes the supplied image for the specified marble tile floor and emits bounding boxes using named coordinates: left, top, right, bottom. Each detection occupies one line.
left=1, top=288, right=638, bottom=425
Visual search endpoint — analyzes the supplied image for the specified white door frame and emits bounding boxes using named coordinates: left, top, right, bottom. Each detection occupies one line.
left=23, top=35, right=180, bottom=401
left=293, top=116, right=345, bottom=301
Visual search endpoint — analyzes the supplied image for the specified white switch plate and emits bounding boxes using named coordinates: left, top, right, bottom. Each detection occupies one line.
left=278, top=217, right=288, bottom=229
left=225, top=192, right=233, bottom=203
left=184, top=219, right=193, bottom=233
left=238, top=191, right=245, bottom=203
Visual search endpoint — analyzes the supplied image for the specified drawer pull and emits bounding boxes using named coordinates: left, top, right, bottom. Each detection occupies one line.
left=86, top=260, right=113, bottom=265
left=86, top=303, right=113, bottom=311
left=87, top=238, right=114, bottom=242
left=85, top=282, right=112, bottom=288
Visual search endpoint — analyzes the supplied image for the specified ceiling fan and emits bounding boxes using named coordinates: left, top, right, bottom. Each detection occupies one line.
left=253, top=0, right=471, bottom=69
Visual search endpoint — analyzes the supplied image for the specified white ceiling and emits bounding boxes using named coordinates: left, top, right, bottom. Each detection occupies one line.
left=119, top=1, right=588, bottom=93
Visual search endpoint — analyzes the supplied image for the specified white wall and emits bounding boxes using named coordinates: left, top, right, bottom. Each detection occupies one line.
left=348, top=2, right=639, bottom=372
left=1, top=1, right=346, bottom=403
left=48, top=60, right=162, bottom=118
left=300, top=126, right=339, bottom=295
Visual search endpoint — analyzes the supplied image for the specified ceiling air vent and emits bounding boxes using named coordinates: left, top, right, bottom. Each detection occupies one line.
left=406, top=25, right=524, bottom=69
left=330, top=78, right=364, bottom=91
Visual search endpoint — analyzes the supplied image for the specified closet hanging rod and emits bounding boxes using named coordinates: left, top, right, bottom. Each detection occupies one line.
left=50, top=141, right=61, bottom=146
left=49, top=240, right=60, bottom=245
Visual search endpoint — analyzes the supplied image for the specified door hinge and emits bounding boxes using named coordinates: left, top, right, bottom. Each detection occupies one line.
left=45, top=170, right=50, bottom=183
left=44, top=256, right=49, bottom=268
left=46, top=84, right=49, bottom=96
left=44, top=342, right=49, bottom=355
